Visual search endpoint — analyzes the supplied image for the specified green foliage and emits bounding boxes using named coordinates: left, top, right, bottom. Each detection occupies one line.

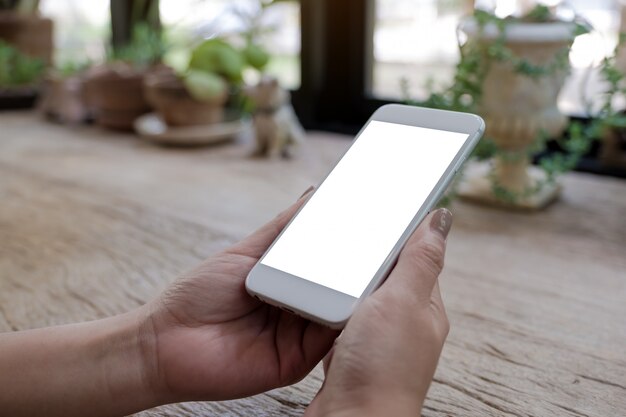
left=0, top=0, right=39, bottom=13
left=179, top=0, right=279, bottom=103
left=189, top=39, right=246, bottom=83
left=0, top=40, right=45, bottom=87
left=407, top=6, right=601, bottom=203
left=108, top=23, right=165, bottom=68
left=56, top=60, right=91, bottom=78
left=579, top=31, right=626, bottom=149
left=183, top=70, right=227, bottom=102
left=188, top=38, right=270, bottom=81
left=184, top=38, right=270, bottom=102
left=521, top=5, right=552, bottom=23
left=540, top=121, right=593, bottom=181
left=243, top=43, right=270, bottom=70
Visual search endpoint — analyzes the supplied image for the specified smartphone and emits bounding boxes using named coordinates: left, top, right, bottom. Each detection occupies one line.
left=245, top=104, right=484, bottom=329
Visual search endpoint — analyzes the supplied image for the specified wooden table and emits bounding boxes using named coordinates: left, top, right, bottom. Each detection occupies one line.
left=1, top=112, right=625, bottom=416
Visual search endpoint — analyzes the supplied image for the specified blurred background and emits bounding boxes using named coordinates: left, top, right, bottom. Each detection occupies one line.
left=5, top=0, right=623, bottom=178
left=1, top=0, right=625, bottom=190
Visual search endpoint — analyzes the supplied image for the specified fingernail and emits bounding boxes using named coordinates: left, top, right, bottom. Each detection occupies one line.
left=299, top=185, right=315, bottom=199
left=430, top=208, right=453, bottom=238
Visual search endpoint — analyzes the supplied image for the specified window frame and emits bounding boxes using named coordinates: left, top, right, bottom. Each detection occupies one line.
left=294, top=0, right=390, bottom=133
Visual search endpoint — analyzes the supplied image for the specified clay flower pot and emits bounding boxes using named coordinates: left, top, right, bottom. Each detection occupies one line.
left=458, top=19, right=578, bottom=209
left=0, top=11, right=53, bottom=65
left=0, top=12, right=52, bottom=109
left=83, top=63, right=151, bottom=131
left=144, top=71, right=227, bottom=127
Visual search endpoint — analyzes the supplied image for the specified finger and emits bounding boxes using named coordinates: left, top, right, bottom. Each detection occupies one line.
left=302, top=322, right=340, bottom=370
left=377, top=208, right=453, bottom=305
left=430, top=279, right=444, bottom=310
left=227, top=186, right=314, bottom=258
left=299, top=185, right=315, bottom=198
left=430, top=279, right=450, bottom=340
left=322, top=344, right=336, bottom=376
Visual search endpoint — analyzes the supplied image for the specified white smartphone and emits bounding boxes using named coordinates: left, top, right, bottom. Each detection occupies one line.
left=245, top=104, right=484, bottom=329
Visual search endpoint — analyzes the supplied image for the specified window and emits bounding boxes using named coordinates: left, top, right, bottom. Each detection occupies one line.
left=40, top=0, right=110, bottom=65
left=371, top=0, right=470, bottom=100
left=559, top=0, right=622, bottom=115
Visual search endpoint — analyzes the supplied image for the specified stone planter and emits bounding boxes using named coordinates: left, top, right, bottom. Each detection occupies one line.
left=457, top=19, right=577, bottom=209
left=144, top=71, right=227, bottom=127
left=83, top=64, right=151, bottom=131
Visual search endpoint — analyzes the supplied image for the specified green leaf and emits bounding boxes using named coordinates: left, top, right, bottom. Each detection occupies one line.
left=243, top=43, right=270, bottom=70
left=183, top=70, right=227, bottom=102
left=523, top=5, right=552, bottom=23
left=0, top=40, right=44, bottom=86
left=189, top=39, right=245, bottom=83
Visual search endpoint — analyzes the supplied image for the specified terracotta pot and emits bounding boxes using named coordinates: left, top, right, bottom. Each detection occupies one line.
left=0, top=12, right=53, bottom=65
left=458, top=20, right=577, bottom=208
left=144, top=71, right=227, bottom=126
left=84, top=63, right=151, bottom=131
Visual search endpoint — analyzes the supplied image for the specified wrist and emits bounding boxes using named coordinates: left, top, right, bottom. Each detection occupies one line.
left=0, top=306, right=165, bottom=416
left=92, top=306, right=164, bottom=413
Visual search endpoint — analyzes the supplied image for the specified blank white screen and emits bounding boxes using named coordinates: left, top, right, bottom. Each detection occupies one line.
left=261, top=120, right=468, bottom=298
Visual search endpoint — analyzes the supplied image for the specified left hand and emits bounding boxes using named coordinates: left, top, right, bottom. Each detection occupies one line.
left=141, top=188, right=339, bottom=402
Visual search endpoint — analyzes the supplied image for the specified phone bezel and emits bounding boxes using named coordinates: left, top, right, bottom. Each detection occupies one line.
left=245, top=104, right=485, bottom=329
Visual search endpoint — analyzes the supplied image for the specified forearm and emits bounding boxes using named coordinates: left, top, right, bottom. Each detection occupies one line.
left=0, top=307, right=159, bottom=417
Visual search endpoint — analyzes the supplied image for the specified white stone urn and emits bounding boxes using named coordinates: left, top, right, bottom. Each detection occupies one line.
left=457, top=19, right=578, bottom=209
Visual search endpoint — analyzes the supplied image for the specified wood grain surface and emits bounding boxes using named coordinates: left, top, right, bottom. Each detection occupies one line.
left=1, top=112, right=625, bottom=416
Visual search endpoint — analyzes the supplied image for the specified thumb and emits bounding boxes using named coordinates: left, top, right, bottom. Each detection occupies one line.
left=376, top=208, right=452, bottom=305
left=226, top=186, right=314, bottom=258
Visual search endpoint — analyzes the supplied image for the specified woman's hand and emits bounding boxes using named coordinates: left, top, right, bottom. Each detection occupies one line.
left=0, top=189, right=450, bottom=417
left=304, top=209, right=452, bottom=417
left=141, top=188, right=340, bottom=403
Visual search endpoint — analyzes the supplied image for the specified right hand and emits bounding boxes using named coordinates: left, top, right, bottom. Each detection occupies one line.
left=305, top=208, right=452, bottom=417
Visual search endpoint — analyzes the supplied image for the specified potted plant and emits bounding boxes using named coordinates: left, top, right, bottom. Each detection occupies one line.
left=0, top=0, right=51, bottom=108
left=414, top=5, right=593, bottom=209
left=596, top=34, right=626, bottom=169
left=84, top=22, right=165, bottom=131
left=0, top=39, right=45, bottom=108
left=0, top=0, right=53, bottom=65
left=144, top=38, right=269, bottom=126
left=39, top=60, right=91, bottom=124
